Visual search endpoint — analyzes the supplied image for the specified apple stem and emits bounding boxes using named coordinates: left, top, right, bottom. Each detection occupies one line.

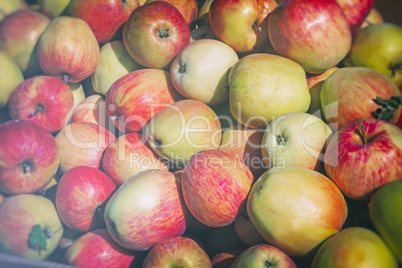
left=159, top=29, right=170, bottom=39
left=20, top=160, right=35, bottom=174
left=62, top=74, right=69, bottom=84
left=178, top=65, right=186, bottom=74
left=361, top=125, right=367, bottom=144
left=277, top=135, right=285, bottom=145
left=28, top=103, right=45, bottom=118
left=265, top=260, right=275, bottom=268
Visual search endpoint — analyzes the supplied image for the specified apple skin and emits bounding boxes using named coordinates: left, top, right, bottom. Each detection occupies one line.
left=311, top=227, right=399, bottom=268
left=8, top=75, right=75, bottom=133
left=320, top=67, right=400, bottom=129
left=170, top=39, right=239, bottom=105
left=234, top=202, right=266, bottom=247
left=65, top=228, right=137, bottom=268
left=361, top=8, right=384, bottom=29
left=182, top=150, right=254, bottom=227
left=335, top=0, right=374, bottom=33
left=67, top=0, right=140, bottom=44
left=231, top=244, right=296, bottom=268
left=106, top=68, right=181, bottom=133
left=268, top=0, right=351, bottom=74
left=91, top=40, right=142, bottom=96
left=123, top=1, right=190, bottom=69
left=0, top=0, right=28, bottom=22
left=261, top=112, right=333, bottom=172
left=55, top=166, right=116, bottom=232
left=369, top=180, right=402, bottom=263
left=146, top=99, right=222, bottom=166
left=70, top=94, right=110, bottom=130
left=104, top=170, right=186, bottom=251
left=324, top=118, right=402, bottom=201
left=144, top=0, right=198, bottom=25
left=0, top=49, right=24, bottom=108
left=36, top=16, right=100, bottom=83
left=247, top=166, right=348, bottom=257
left=211, top=249, right=243, bottom=268
left=0, top=194, right=63, bottom=260
left=229, top=53, right=311, bottom=129
left=37, top=0, right=71, bottom=19
left=0, top=9, right=50, bottom=77
left=344, top=23, right=402, bottom=87
left=142, top=236, right=212, bottom=268
left=68, top=82, right=86, bottom=107
left=209, top=0, right=277, bottom=53
left=0, top=120, right=60, bottom=195
left=54, top=122, right=116, bottom=174
left=102, top=133, right=168, bottom=186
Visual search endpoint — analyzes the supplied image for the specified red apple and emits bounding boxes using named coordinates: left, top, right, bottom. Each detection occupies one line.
left=0, top=9, right=50, bottom=77
left=55, top=122, right=116, bottom=174
left=56, top=166, right=116, bottom=232
left=144, top=0, right=198, bottom=25
left=0, top=194, right=63, bottom=260
left=8, top=75, right=74, bottom=133
left=209, top=0, right=277, bottom=53
left=324, top=118, right=402, bottom=201
left=123, top=1, right=190, bottom=69
left=268, top=0, right=351, bottom=74
left=70, top=94, right=110, bottom=130
left=211, top=249, right=243, bottom=268
left=335, top=0, right=374, bottom=33
left=142, top=237, right=212, bottom=268
left=0, top=120, right=59, bottom=195
left=234, top=203, right=266, bottom=247
left=106, top=69, right=181, bottom=133
left=36, top=16, right=100, bottom=83
left=182, top=150, right=254, bottom=227
left=67, top=0, right=140, bottom=44
left=65, top=228, right=138, bottom=268
left=104, top=170, right=186, bottom=251
left=102, top=133, right=168, bottom=186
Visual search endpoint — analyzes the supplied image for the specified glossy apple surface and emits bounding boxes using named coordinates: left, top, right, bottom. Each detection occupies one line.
left=335, top=0, right=374, bottom=33
left=0, top=49, right=24, bottom=108
left=70, top=94, right=110, bottom=129
left=144, top=0, right=198, bottom=25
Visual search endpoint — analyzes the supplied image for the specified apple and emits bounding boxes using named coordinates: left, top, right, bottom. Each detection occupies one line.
left=56, top=166, right=116, bottom=232
left=91, top=40, right=142, bottom=96
left=189, top=25, right=218, bottom=42
left=311, top=227, right=398, bottom=268
left=209, top=0, right=277, bottom=53
left=369, top=180, right=402, bottom=263
left=211, top=249, right=243, bottom=268
left=197, top=0, right=213, bottom=27
left=361, top=8, right=384, bottom=29
left=70, top=94, right=110, bottom=129
left=0, top=0, right=28, bottom=22
left=36, top=16, right=100, bottom=83
left=247, top=166, right=348, bottom=257
left=170, top=39, right=238, bottom=105
left=219, top=127, right=266, bottom=178
left=0, top=9, right=50, bottom=77
left=229, top=53, right=311, bottom=129
left=123, top=1, right=190, bottom=69
left=104, top=170, right=186, bottom=251
left=261, top=112, right=333, bottom=172
left=8, top=75, right=75, bottom=133
left=335, top=0, right=374, bottom=33
left=344, top=23, right=402, bottom=87
left=231, top=244, right=296, bottom=268
left=146, top=99, right=222, bottom=166
left=234, top=202, right=266, bottom=247
left=65, top=228, right=138, bottom=268
left=144, top=0, right=198, bottom=25
left=37, top=0, right=71, bottom=18
left=320, top=67, right=400, bottom=130
left=306, top=66, right=339, bottom=116
left=0, top=120, right=59, bottom=195
left=67, top=0, right=140, bottom=44
left=268, top=0, right=351, bottom=74
left=324, top=118, right=402, bottom=201
left=0, top=194, right=63, bottom=260
left=68, top=82, right=86, bottom=107
left=0, top=49, right=24, bottom=108
left=102, top=133, right=168, bottom=186
left=106, top=68, right=181, bottom=133
left=142, top=236, right=211, bottom=268
left=55, top=122, right=116, bottom=174
left=182, top=150, right=254, bottom=227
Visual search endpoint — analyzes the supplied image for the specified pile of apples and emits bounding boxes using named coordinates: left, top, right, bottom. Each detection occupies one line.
left=0, top=0, right=401, bottom=267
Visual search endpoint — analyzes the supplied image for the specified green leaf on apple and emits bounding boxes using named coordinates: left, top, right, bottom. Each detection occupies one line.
left=28, top=224, right=49, bottom=254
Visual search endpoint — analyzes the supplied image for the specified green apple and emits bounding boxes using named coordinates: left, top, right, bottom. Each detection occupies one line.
left=91, top=40, right=142, bottom=96
left=311, top=227, right=398, bottom=268
left=344, top=23, right=402, bottom=87
left=261, top=112, right=332, bottom=172
left=170, top=39, right=238, bottom=105
left=229, top=53, right=311, bottom=129
left=247, top=166, right=348, bottom=257
left=68, top=82, right=86, bottom=107
left=0, top=49, right=24, bottom=108
left=0, top=0, right=28, bottom=22
left=369, top=180, right=402, bottom=263
left=146, top=99, right=222, bottom=166
left=37, top=0, right=71, bottom=18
